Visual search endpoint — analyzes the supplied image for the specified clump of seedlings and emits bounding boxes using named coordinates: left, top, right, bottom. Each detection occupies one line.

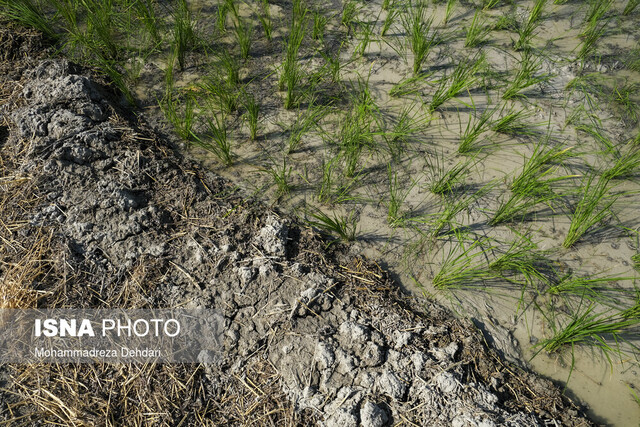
left=264, top=157, right=293, bottom=197
left=423, top=183, right=492, bottom=237
left=536, top=303, right=639, bottom=358
left=514, top=0, right=547, bottom=51
left=280, top=1, right=308, bottom=109
left=624, top=0, right=640, bottom=15
left=427, top=153, right=476, bottom=195
left=243, top=91, right=260, bottom=140
left=387, top=165, right=415, bottom=227
left=316, top=154, right=362, bottom=204
left=444, top=0, right=457, bottom=24
left=402, top=1, right=438, bottom=75
left=563, top=174, right=617, bottom=248
left=548, top=273, right=632, bottom=305
left=258, top=0, right=273, bottom=41
left=465, top=9, right=491, bottom=48
left=172, top=0, right=198, bottom=71
left=433, top=234, right=495, bottom=289
left=429, top=54, right=485, bottom=112
left=383, top=104, right=425, bottom=158
left=459, top=106, right=495, bottom=153
left=312, top=10, right=327, bottom=42
left=200, top=113, right=233, bottom=166
left=602, top=143, right=640, bottom=180
left=502, top=50, right=549, bottom=100
left=491, top=141, right=575, bottom=225
left=305, top=207, right=358, bottom=242
left=491, top=106, right=539, bottom=137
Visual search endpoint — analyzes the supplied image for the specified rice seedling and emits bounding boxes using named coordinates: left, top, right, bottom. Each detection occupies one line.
left=583, top=0, right=613, bottom=26
left=444, top=0, right=457, bottom=25
left=574, top=117, right=615, bottom=153
left=387, top=166, right=415, bottom=227
left=0, top=0, right=58, bottom=41
left=429, top=54, right=485, bottom=113
left=280, top=6, right=307, bottom=109
left=258, top=0, right=273, bottom=41
left=81, top=0, right=122, bottom=60
left=131, top=0, right=161, bottom=44
left=577, top=19, right=608, bottom=62
left=217, top=0, right=230, bottom=33
left=537, top=303, right=639, bottom=355
left=502, top=50, right=549, bottom=100
left=384, top=104, right=425, bottom=158
left=338, top=78, right=380, bottom=168
left=459, top=106, right=495, bottom=154
left=389, top=72, right=433, bottom=97
left=563, top=174, right=617, bottom=248
left=633, top=253, right=640, bottom=270
left=48, top=0, right=80, bottom=41
left=305, top=207, right=358, bottom=241
left=200, top=76, right=239, bottom=114
left=172, top=0, right=198, bottom=70
left=624, top=0, right=640, bottom=15
left=511, top=143, right=574, bottom=195
left=313, top=10, right=327, bottom=42
left=160, top=92, right=197, bottom=141
left=339, top=108, right=371, bottom=178
left=316, top=154, right=362, bottom=204
left=342, top=0, right=359, bottom=36
left=611, top=82, right=640, bottom=122
left=354, top=21, right=375, bottom=57
left=218, top=50, right=240, bottom=86
left=602, top=143, right=640, bottom=180
left=490, top=186, right=562, bottom=226
left=425, top=183, right=492, bottom=237
left=483, top=0, right=501, bottom=9
left=465, top=9, right=491, bottom=48
left=494, top=13, right=517, bottom=32
left=317, top=56, right=340, bottom=89
left=626, top=45, right=640, bottom=72
left=233, top=16, right=253, bottom=60
left=548, top=273, right=632, bottom=305
left=264, top=157, right=293, bottom=197
left=402, top=2, right=436, bottom=75
left=243, top=92, right=259, bottom=140
left=622, top=292, right=640, bottom=319
left=427, top=153, right=476, bottom=195
left=199, top=113, right=233, bottom=166
left=489, top=233, right=552, bottom=289
left=381, top=3, right=400, bottom=36
left=287, top=102, right=326, bottom=154
left=491, top=107, right=539, bottom=137
left=316, top=156, right=340, bottom=203
left=433, top=234, right=495, bottom=288
left=514, top=0, right=547, bottom=51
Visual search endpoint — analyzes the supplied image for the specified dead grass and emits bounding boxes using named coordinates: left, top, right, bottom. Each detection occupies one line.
left=3, top=357, right=314, bottom=426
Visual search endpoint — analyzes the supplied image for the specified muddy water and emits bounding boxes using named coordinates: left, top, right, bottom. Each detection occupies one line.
left=136, top=0, right=640, bottom=424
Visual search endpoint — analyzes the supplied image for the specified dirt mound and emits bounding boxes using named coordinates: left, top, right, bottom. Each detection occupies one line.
left=0, top=50, right=591, bottom=425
